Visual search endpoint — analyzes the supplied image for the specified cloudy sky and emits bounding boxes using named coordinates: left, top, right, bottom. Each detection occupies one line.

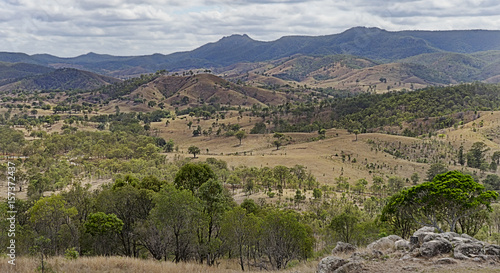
left=2, top=0, right=500, bottom=57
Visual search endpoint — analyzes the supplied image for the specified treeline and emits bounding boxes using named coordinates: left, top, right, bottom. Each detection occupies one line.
left=2, top=161, right=500, bottom=271
left=248, top=82, right=500, bottom=134
left=0, top=173, right=315, bottom=270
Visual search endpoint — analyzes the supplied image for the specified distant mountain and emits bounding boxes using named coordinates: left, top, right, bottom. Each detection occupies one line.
left=0, top=68, right=121, bottom=92
left=0, top=62, right=55, bottom=85
left=2, top=27, right=500, bottom=78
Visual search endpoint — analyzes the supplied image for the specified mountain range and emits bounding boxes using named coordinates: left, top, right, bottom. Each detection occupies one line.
left=2, top=27, right=500, bottom=92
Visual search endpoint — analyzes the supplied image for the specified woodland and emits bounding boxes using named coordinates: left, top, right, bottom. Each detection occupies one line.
left=1, top=78, right=500, bottom=272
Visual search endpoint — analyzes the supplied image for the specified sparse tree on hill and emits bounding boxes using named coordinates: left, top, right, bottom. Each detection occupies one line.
left=411, top=172, right=420, bottom=185
left=273, top=132, right=285, bottom=150
left=458, top=145, right=465, bottom=166
left=353, top=129, right=360, bottom=141
left=426, top=162, right=448, bottom=181
left=467, top=142, right=490, bottom=169
left=235, top=130, right=246, bottom=145
left=318, top=128, right=326, bottom=139
left=188, top=146, right=201, bottom=158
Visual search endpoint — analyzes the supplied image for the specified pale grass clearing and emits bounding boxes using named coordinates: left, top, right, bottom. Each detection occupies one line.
left=0, top=256, right=317, bottom=273
left=2, top=254, right=498, bottom=273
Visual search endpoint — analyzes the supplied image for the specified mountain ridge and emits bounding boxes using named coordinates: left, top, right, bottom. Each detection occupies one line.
left=2, top=27, right=500, bottom=77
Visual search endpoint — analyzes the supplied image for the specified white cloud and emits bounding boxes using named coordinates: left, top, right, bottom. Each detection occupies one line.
left=0, top=0, right=499, bottom=56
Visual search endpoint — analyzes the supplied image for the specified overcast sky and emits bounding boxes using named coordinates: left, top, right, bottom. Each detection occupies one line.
left=2, top=0, right=500, bottom=57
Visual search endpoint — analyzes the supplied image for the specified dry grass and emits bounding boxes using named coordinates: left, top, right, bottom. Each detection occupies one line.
left=153, top=110, right=500, bottom=190
left=2, top=254, right=499, bottom=273
left=0, top=256, right=317, bottom=273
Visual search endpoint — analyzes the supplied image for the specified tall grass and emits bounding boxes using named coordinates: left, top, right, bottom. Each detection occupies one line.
left=0, top=256, right=318, bottom=273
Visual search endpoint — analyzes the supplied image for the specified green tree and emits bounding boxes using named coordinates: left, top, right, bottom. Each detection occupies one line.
left=174, top=163, right=216, bottom=193
left=235, top=130, right=247, bottom=145
left=0, top=126, right=26, bottom=155
left=483, top=174, right=500, bottom=191
left=318, top=128, right=326, bottom=139
left=150, top=185, right=201, bottom=262
left=84, top=212, right=123, bottom=256
left=467, top=142, right=490, bottom=168
left=381, top=192, right=419, bottom=238
left=29, top=195, right=78, bottom=255
left=261, top=209, right=314, bottom=269
left=188, top=145, right=201, bottom=158
left=330, top=203, right=361, bottom=244
left=410, top=172, right=420, bottom=185
left=353, top=179, right=368, bottom=194
left=227, top=174, right=241, bottom=194
left=458, top=145, right=465, bottom=166
left=313, top=188, right=322, bottom=199
left=164, top=139, right=175, bottom=152
left=196, top=179, right=230, bottom=266
left=250, top=122, right=266, bottom=134
left=387, top=176, right=405, bottom=194
left=426, top=162, right=448, bottom=181
left=96, top=185, right=153, bottom=257
left=353, top=129, right=360, bottom=141
left=220, top=207, right=260, bottom=271
left=384, top=171, right=498, bottom=233
left=273, top=132, right=285, bottom=150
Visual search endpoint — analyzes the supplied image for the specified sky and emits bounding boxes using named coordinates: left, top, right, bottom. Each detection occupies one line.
left=2, top=0, right=500, bottom=57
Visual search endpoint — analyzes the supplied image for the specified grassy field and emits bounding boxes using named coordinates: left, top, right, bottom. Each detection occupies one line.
left=153, top=110, right=500, bottom=188
left=2, top=254, right=499, bottom=273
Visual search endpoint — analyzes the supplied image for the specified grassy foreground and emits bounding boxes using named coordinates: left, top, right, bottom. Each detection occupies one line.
left=2, top=255, right=500, bottom=273
left=0, top=256, right=317, bottom=273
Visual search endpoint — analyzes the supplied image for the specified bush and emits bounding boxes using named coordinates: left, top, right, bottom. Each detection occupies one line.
left=64, top=247, right=79, bottom=260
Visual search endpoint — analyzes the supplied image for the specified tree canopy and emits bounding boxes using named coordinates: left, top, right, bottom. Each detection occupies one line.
left=382, top=171, right=498, bottom=234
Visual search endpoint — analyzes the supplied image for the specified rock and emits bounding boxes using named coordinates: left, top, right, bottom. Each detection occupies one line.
left=367, top=237, right=395, bottom=253
left=413, top=226, right=435, bottom=235
left=371, top=250, right=383, bottom=258
left=451, top=237, right=473, bottom=246
left=412, top=227, right=437, bottom=246
left=454, top=243, right=484, bottom=259
left=317, top=256, right=348, bottom=273
left=349, top=252, right=364, bottom=262
left=435, top=258, right=457, bottom=264
left=332, top=242, right=357, bottom=254
left=333, top=261, right=363, bottom=273
left=485, top=244, right=500, bottom=256
left=423, top=233, right=440, bottom=243
left=461, top=234, right=475, bottom=241
left=400, top=254, right=412, bottom=261
left=441, top=232, right=460, bottom=241
left=395, top=239, right=410, bottom=251
left=386, top=235, right=403, bottom=242
left=419, top=239, right=453, bottom=257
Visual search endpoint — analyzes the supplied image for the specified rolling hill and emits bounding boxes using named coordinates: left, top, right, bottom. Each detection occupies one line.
left=96, top=73, right=295, bottom=113
left=0, top=68, right=121, bottom=92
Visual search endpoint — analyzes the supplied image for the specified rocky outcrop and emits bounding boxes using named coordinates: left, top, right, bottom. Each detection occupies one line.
left=317, top=256, right=349, bottom=273
left=316, top=252, right=368, bottom=273
left=332, top=242, right=357, bottom=254
left=419, top=238, right=452, bottom=257
left=316, top=228, right=500, bottom=273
